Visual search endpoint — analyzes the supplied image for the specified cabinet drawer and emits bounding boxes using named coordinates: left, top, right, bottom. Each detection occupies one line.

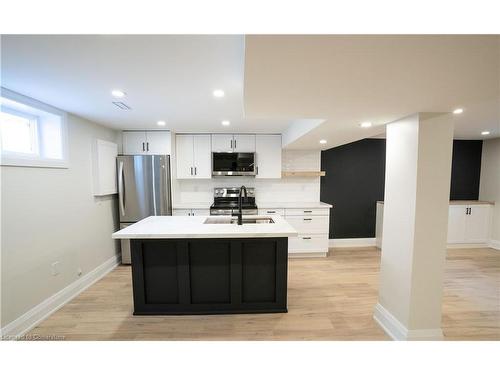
left=288, top=234, right=329, bottom=253
left=285, top=216, right=329, bottom=234
left=285, top=208, right=329, bottom=216
left=258, top=208, right=285, bottom=216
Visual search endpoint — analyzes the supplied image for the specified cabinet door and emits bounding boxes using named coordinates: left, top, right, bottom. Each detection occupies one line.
left=146, top=131, right=171, bottom=155
left=173, top=209, right=192, bottom=216
left=193, top=135, right=212, bottom=178
left=447, top=205, right=467, bottom=243
left=122, top=131, right=147, bottom=155
left=465, top=205, right=491, bottom=243
left=175, top=135, right=194, bottom=179
left=191, top=209, right=210, bottom=216
left=211, top=134, right=234, bottom=152
left=233, top=134, right=256, bottom=152
left=256, top=134, right=281, bottom=179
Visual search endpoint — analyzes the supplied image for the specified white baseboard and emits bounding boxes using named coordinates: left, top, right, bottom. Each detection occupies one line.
left=446, top=243, right=489, bottom=249
left=1, top=254, right=120, bottom=340
left=373, top=303, right=443, bottom=341
left=488, top=239, right=500, bottom=250
left=329, top=238, right=376, bottom=248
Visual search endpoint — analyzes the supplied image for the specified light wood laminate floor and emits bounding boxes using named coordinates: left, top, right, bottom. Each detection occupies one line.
left=28, top=247, right=500, bottom=340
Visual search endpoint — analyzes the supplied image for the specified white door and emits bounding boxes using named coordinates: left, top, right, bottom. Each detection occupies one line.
left=465, top=205, right=491, bottom=243
left=211, top=134, right=234, bottom=152
left=233, top=134, right=256, bottom=152
left=175, top=135, right=194, bottom=179
left=447, top=205, right=467, bottom=243
left=146, top=131, right=171, bottom=155
left=193, top=135, right=212, bottom=178
left=255, top=134, right=281, bottom=178
left=122, top=131, right=147, bottom=155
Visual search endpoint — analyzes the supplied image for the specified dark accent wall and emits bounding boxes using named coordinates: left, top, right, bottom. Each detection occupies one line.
left=320, top=139, right=386, bottom=239
left=320, top=139, right=483, bottom=239
left=450, top=140, right=483, bottom=200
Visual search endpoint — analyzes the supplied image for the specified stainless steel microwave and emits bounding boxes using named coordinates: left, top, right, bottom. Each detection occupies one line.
left=212, top=152, right=256, bottom=176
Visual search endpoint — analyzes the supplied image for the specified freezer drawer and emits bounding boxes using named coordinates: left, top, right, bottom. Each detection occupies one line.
left=285, top=216, right=329, bottom=234
left=288, top=234, right=329, bottom=254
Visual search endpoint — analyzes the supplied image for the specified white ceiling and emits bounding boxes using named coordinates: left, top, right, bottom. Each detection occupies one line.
left=2, top=35, right=499, bottom=150
left=0, top=35, right=291, bottom=133
left=244, top=35, right=500, bottom=149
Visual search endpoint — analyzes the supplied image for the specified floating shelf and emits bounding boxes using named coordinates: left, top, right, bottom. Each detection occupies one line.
left=281, top=171, right=326, bottom=177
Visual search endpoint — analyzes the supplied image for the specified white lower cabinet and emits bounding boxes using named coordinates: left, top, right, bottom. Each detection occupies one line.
left=377, top=202, right=492, bottom=247
left=284, top=207, right=330, bottom=256
left=258, top=208, right=285, bottom=216
left=173, top=208, right=209, bottom=216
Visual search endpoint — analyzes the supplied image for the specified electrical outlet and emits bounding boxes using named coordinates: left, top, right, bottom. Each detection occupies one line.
left=77, top=268, right=82, bottom=277
left=51, top=261, right=60, bottom=276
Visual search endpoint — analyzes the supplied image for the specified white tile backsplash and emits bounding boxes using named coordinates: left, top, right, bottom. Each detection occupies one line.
left=173, top=150, right=321, bottom=206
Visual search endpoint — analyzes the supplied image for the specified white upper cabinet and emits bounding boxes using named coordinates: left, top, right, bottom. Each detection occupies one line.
left=256, top=134, right=282, bottom=179
left=175, top=134, right=211, bottom=179
left=211, top=134, right=256, bottom=152
left=192, top=135, right=212, bottom=178
left=175, top=135, right=194, bottom=179
left=122, top=131, right=171, bottom=155
left=211, top=134, right=234, bottom=152
left=122, top=131, right=147, bottom=155
left=233, top=134, right=255, bottom=152
left=146, top=131, right=171, bottom=154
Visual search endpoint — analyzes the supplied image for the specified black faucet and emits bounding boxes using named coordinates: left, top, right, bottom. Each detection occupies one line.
left=232, top=185, right=248, bottom=225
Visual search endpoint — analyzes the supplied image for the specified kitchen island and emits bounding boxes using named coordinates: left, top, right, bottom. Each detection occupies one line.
left=112, top=215, right=297, bottom=315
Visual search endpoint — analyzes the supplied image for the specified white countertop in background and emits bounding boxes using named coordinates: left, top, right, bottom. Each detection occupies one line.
left=112, top=215, right=298, bottom=239
left=172, top=201, right=333, bottom=210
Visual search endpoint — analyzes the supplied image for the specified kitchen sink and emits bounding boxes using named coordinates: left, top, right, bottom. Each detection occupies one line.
left=204, top=217, right=275, bottom=224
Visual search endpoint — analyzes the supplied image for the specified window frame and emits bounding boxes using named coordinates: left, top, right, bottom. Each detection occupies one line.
left=1, top=106, right=40, bottom=156
left=0, top=88, right=69, bottom=169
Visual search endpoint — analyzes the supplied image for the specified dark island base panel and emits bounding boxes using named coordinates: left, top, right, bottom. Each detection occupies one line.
left=130, top=237, right=288, bottom=315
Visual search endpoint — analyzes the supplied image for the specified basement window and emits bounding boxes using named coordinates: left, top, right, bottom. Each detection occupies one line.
left=1, top=89, right=68, bottom=168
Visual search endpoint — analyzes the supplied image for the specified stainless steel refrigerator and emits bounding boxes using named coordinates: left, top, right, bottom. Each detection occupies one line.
left=117, top=155, right=172, bottom=263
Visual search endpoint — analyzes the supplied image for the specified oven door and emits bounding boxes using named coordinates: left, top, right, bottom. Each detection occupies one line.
left=212, top=152, right=256, bottom=176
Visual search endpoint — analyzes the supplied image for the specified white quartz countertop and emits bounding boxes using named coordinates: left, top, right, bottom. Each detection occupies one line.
left=257, top=201, right=333, bottom=209
left=112, top=215, right=298, bottom=239
left=173, top=201, right=333, bottom=210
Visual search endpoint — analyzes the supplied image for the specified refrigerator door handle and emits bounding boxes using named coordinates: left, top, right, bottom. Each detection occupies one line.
left=118, top=160, right=125, bottom=217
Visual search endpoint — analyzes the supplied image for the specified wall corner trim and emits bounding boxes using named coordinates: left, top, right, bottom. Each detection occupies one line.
left=373, top=303, right=444, bottom=341
left=329, top=238, right=376, bottom=248
left=1, top=254, right=121, bottom=340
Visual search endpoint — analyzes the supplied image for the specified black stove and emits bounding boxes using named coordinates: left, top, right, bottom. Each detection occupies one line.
left=210, top=187, right=258, bottom=216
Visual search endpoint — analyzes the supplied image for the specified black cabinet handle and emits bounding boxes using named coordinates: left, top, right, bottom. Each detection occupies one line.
left=194, top=167, right=197, bottom=175
left=303, top=218, right=312, bottom=221
left=303, top=237, right=312, bottom=240
left=190, top=167, right=193, bottom=175
left=146, top=142, right=149, bottom=151
left=304, top=210, right=313, bottom=213
left=267, top=210, right=276, bottom=213
left=142, top=142, right=145, bottom=151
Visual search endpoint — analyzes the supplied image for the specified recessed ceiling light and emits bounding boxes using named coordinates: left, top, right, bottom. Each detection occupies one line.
left=221, top=120, right=230, bottom=126
left=319, top=139, right=327, bottom=144
left=213, top=89, right=225, bottom=98
left=157, top=120, right=166, bottom=126
left=453, top=108, right=464, bottom=114
left=360, top=122, right=372, bottom=128
left=481, top=131, right=490, bottom=136
left=111, top=89, right=126, bottom=98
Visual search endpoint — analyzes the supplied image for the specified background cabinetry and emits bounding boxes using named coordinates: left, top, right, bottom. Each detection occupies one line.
left=173, top=208, right=210, bottom=216
left=255, top=134, right=282, bottom=179
left=211, top=134, right=255, bottom=152
left=122, top=131, right=171, bottom=155
left=175, top=134, right=211, bottom=179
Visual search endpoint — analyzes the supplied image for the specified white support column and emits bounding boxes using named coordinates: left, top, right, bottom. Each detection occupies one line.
left=374, top=113, right=454, bottom=340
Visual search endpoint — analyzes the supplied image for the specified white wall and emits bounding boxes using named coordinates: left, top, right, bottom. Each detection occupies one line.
left=1, top=114, right=121, bottom=328
left=479, top=138, right=500, bottom=245
left=172, top=149, right=321, bottom=205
